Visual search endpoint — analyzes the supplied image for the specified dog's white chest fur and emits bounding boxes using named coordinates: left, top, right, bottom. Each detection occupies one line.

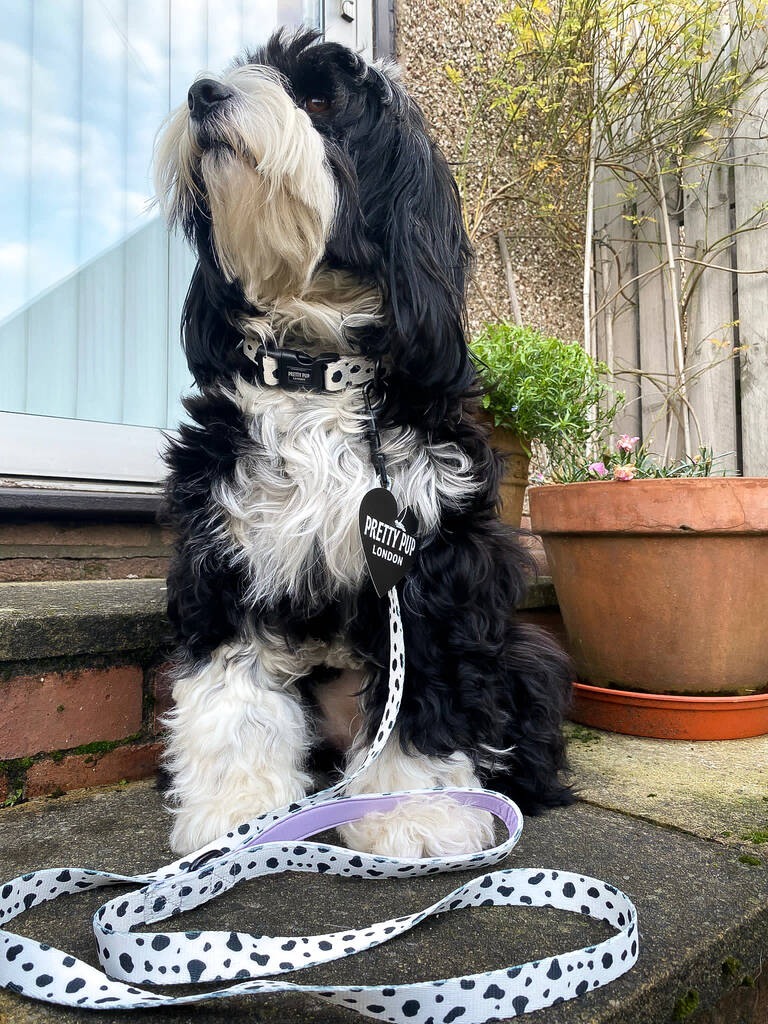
left=215, top=378, right=477, bottom=604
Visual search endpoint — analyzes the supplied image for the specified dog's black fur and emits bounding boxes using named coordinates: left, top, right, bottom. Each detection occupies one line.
left=163, top=29, right=573, bottom=813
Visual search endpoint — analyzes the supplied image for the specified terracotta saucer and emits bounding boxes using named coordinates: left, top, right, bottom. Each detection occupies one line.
left=570, top=682, right=768, bottom=740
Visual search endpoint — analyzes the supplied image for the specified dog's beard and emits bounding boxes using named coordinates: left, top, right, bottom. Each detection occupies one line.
left=205, top=149, right=333, bottom=301
left=154, top=65, right=336, bottom=304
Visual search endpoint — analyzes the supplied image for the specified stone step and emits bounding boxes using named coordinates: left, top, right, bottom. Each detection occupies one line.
left=0, top=579, right=169, bottom=804
left=0, top=576, right=562, bottom=805
left=0, top=577, right=167, bottom=661
left=0, top=489, right=170, bottom=582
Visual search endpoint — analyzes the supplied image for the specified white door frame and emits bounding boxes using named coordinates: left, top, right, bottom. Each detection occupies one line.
left=0, top=2, right=374, bottom=488
left=326, top=0, right=373, bottom=53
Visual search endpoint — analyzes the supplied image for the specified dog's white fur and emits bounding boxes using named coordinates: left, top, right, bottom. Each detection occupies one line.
left=156, top=66, right=336, bottom=303
left=235, top=267, right=383, bottom=353
left=162, top=631, right=313, bottom=854
left=214, top=378, right=479, bottom=606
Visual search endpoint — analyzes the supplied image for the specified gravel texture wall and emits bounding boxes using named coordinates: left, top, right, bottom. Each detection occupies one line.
left=394, top=0, right=584, bottom=343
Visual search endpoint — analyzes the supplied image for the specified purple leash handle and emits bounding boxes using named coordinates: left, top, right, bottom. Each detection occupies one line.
left=254, top=788, right=523, bottom=844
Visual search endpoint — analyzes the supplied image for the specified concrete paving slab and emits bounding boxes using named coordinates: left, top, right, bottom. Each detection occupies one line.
left=565, top=724, right=768, bottom=848
left=0, top=779, right=766, bottom=1024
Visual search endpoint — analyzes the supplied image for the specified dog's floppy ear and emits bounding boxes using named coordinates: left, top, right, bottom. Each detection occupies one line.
left=181, top=259, right=246, bottom=387
left=378, top=90, right=473, bottom=399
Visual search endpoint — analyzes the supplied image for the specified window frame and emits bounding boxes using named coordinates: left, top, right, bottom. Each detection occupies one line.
left=0, top=0, right=378, bottom=489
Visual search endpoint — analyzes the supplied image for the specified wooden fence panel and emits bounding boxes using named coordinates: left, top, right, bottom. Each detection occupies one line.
left=733, top=72, right=768, bottom=475
left=635, top=170, right=684, bottom=456
left=683, top=151, right=739, bottom=472
left=593, top=167, right=642, bottom=439
left=592, top=123, right=767, bottom=474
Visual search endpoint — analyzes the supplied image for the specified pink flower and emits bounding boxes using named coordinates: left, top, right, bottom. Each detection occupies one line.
left=587, top=461, right=608, bottom=478
left=613, top=464, right=637, bottom=481
left=616, top=434, right=640, bottom=452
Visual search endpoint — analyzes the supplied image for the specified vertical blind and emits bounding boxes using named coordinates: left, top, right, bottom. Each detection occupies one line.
left=0, top=0, right=320, bottom=431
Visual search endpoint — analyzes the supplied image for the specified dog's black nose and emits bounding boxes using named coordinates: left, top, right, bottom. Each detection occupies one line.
left=188, top=79, right=232, bottom=119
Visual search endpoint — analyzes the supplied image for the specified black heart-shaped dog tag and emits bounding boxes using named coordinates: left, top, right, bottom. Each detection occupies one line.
left=359, top=488, right=419, bottom=597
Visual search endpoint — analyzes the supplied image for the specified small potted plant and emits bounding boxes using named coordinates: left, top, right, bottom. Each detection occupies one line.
left=471, top=323, right=618, bottom=526
left=528, top=436, right=768, bottom=740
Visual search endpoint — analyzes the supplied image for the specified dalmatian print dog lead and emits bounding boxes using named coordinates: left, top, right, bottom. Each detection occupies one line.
left=0, top=585, right=638, bottom=1021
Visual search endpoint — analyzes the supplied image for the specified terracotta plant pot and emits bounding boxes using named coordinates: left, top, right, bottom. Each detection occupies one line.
left=528, top=478, right=768, bottom=697
left=485, top=421, right=530, bottom=527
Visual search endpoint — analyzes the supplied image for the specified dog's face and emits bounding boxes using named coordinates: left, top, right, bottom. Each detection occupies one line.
left=155, top=30, right=472, bottom=414
left=156, top=34, right=344, bottom=303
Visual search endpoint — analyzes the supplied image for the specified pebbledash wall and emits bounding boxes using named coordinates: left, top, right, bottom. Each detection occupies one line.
left=395, top=0, right=583, bottom=341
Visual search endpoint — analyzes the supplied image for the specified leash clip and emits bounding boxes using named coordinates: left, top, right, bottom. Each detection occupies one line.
left=362, top=367, right=389, bottom=489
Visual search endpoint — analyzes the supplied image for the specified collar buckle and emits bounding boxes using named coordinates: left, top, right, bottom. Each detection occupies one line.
left=257, top=346, right=331, bottom=391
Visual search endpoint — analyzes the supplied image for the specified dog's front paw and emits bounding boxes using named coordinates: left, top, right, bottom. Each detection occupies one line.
left=170, top=810, right=227, bottom=856
left=169, top=777, right=308, bottom=855
left=338, top=795, right=495, bottom=859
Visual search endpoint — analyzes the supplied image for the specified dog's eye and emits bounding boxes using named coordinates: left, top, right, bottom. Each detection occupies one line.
left=305, top=96, right=331, bottom=114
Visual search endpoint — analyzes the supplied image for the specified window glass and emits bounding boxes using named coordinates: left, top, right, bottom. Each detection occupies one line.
left=0, top=0, right=321, bottom=429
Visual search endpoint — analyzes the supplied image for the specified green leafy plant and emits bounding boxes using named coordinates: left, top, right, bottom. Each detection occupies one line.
left=470, top=322, right=621, bottom=464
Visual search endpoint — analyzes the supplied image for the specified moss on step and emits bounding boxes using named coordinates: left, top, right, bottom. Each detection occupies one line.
left=0, top=756, right=33, bottom=806
left=741, top=827, right=768, bottom=844
left=737, top=853, right=762, bottom=866
left=0, top=729, right=150, bottom=808
left=721, top=957, right=742, bottom=978
left=565, top=723, right=602, bottom=745
left=673, top=989, right=699, bottom=1019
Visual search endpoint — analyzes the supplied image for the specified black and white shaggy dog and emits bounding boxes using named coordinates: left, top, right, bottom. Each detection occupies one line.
left=154, top=28, right=572, bottom=857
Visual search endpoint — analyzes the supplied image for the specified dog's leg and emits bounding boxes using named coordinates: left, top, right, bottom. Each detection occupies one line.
left=162, top=636, right=312, bottom=854
left=338, top=733, right=495, bottom=858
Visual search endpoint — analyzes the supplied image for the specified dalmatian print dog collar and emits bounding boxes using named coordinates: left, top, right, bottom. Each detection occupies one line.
left=242, top=339, right=377, bottom=392
left=0, top=590, right=639, bottom=1021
